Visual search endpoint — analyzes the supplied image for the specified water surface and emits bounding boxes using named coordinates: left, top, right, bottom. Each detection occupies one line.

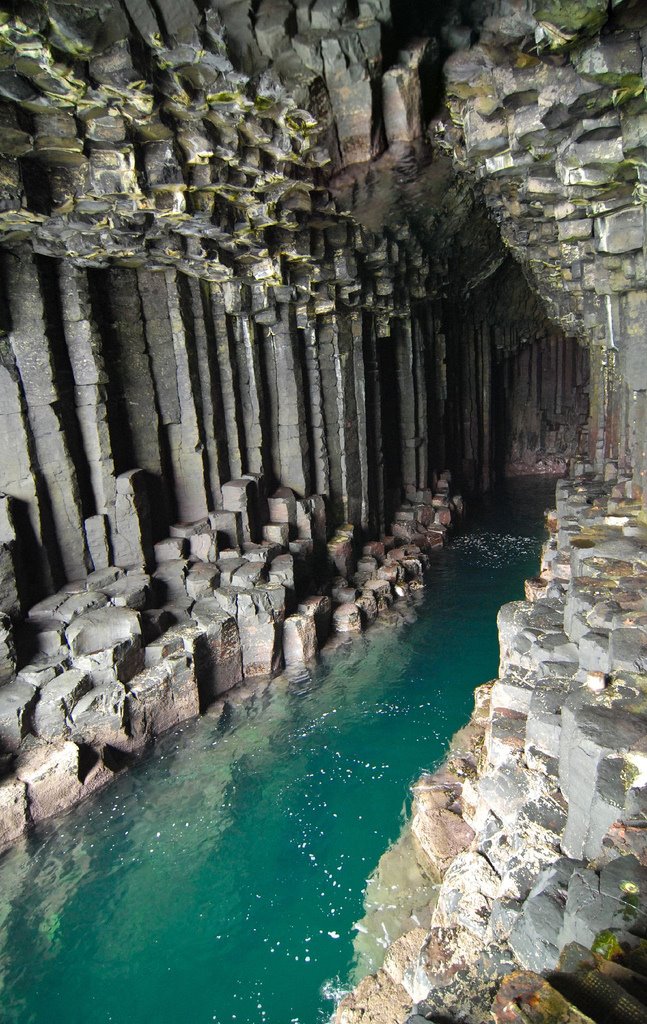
left=0, top=478, right=555, bottom=1024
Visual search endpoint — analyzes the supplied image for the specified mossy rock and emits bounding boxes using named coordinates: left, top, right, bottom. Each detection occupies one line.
left=208, top=91, right=241, bottom=104
left=571, top=536, right=597, bottom=549
left=254, top=95, right=276, bottom=113
left=534, top=0, right=608, bottom=37
left=592, top=929, right=624, bottom=960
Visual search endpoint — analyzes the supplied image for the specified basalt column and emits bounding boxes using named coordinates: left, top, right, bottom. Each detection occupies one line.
left=439, top=260, right=590, bottom=494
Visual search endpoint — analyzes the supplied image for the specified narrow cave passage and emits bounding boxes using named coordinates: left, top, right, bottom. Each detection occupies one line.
left=0, top=477, right=554, bottom=1024
left=332, top=164, right=591, bottom=511
left=437, top=257, right=590, bottom=495
left=2, top=0, right=647, bottom=1022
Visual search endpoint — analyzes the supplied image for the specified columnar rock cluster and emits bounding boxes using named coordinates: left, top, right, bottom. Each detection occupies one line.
left=2, top=0, right=646, bottom=996
left=0, top=445, right=463, bottom=849
left=332, top=150, right=591, bottom=492
left=441, top=0, right=647, bottom=498
left=3, top=0, right=647, bottom=1017
left=336, top=462, right=647, bottom=1024
left=330, top=2, right=647, bottom=1020
left=0, top=0, right=488, bottom=846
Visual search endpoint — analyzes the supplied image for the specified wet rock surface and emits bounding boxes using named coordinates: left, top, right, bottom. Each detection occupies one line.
left=337, top=465, right=647, bottom=1023
left=0, top=463, right=463, bottom=848
left=3, top=1, right=647, bottom=1019
left=439, top=0, right=647, bottom=503
left=0, top=0, right=487, bottom=846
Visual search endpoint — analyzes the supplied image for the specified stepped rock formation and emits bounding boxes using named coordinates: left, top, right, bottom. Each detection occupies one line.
left=332, top=2, right=647, bottom=1022
left=2, top=0, right=647, bottom=1019
left=337, top=471, right=647, bottom=1023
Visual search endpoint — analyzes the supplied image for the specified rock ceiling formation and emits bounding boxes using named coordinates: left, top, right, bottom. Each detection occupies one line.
left=0, top=0, right=592, bottom=602
left=3, top=0, right=647, bottom=1021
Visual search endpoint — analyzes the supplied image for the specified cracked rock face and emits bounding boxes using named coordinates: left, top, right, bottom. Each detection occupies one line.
left=0, top=2, right=589, bottom=623
left=3, top=9, right=647, bottom=1016
left=337, top=470, right=647, bottom=1024
left=0, top=2, right=483, bottom=843
left=442, top=0, right=647, bottom=499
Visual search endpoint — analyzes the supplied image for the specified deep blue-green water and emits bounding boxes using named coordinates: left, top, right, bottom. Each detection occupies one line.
left=0, top=478, right=555, bottom=1024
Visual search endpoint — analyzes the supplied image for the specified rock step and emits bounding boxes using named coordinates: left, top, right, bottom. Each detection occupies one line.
left=0, top=467, right=463, bottom=851
left=552, top=943, right=647, bottom=1024
left=493, top=942, right=647, bottom=1024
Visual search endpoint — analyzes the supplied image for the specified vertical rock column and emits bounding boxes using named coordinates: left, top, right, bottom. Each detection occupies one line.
left=208, top=285, right=245, bottom=480
left=360, top=310, right=386, bottom=538
left=231, top=302, right=267, bottom=482
left=0, top=497, right=20, bottom=620
left=424, top=303, right=448, bottom=476
left=3, top=250, right=89, bottom=584
left=0, top=273, right=52, bottom=600
left=391, top=315, right=421, bottom=499
left=299, top=320, right=330, bottom=499
left=349, top=309, right=370, bottom=529
left=57, top=263, right=116, bottom=569
left=91, top=267, right=169, bottom=538
left=412, top=306, right=431, bottom=498
left=185, top=277, right=230, bottom=509
left=316, top=310, right=350, bottom=524
left=164, top=270, right=211, bottom=522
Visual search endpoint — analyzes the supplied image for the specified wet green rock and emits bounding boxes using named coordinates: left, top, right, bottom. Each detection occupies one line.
left=534, top=1, right=608, bottom=47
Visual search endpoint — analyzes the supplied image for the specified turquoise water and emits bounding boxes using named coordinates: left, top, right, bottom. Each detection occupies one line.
left=0, top=478, right=555, bottom=1024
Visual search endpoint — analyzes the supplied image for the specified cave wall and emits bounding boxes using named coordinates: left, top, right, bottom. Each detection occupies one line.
left=440, top=0, right=647, bottom=501
left=0, top=0, right=594, bottom=617
left=331, top=147, right=592, bottom=495
left=439, top=259, right=590, bottom=492
left=5, top=0, right=644, bottom=869
left=6, top=0, right=647, bottom=621
left=0, top=238, right=444, bottom=607
left=0, top=232, right=589, bottom=609
left=0, top=0, right=438, bottom=612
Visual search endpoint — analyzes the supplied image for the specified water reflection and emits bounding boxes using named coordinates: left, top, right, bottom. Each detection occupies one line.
left=0, top=478, right=556, bottom=1024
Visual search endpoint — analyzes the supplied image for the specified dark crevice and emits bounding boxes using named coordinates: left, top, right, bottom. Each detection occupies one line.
left=86, top=267, right=137, bottom=478
left=297, top=326, right=319, bottom=499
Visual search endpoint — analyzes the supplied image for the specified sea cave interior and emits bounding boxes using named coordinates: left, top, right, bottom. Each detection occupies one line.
left=2, top=1, right=647, bottom=1022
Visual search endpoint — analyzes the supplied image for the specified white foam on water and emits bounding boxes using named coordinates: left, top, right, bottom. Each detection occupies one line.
left=452, top=530, right=536, bottom=567
left=320, top=976, right=351, bottom=1021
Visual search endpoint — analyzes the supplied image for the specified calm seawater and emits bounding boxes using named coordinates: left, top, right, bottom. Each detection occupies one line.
left=0, top=478, right=556, bottom=1024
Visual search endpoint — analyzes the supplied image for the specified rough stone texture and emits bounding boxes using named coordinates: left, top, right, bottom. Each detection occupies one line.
left=283, top=612, right=318, bottom=666
left=0, top=777, right=28, bottom=848
left=127, top=656, right=200, bottom=744
left=4, top=26, right=647, bottom=1024
left=439, top=0, right=647, bottom=504
left=16, top=740, right=112, bottom=824
left=0, top=0, right=587, bottom=587
left=340, top=471, right=647, bottom=1024
left=0, top=456, right=462, bottom=849
left=335, top=969, right=411, bottom=1024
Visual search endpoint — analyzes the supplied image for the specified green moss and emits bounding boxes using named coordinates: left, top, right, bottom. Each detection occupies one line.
left=621, top=759, right=640, bottom=790
left=613, top=82, right=646, bottom=107
left=210, top=91, right=239, bottom=104
left=285, top=113, right=317, bottom=135
left=534, top=0, right=607, bottom=35
left=592, top=929, right=624, bottom=960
